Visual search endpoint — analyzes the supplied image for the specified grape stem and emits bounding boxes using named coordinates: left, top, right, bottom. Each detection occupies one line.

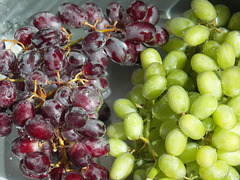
left=139, top=136, right=159, bottom=159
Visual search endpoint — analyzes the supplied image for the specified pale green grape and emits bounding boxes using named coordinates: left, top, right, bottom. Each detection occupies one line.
left=148, top=117, right=163, bottom=141
left=133, top=169, right=146, bottom=180
left=196, top=145, right=217, bottom=168
left=217, top=42, right=235, bottom=69
left=152, top=138, right=166, bottom=156
left=162, top=50, right=187, bottom=74
left=221, top=66, right=240, bottom=97
left=202, top=117, right=216, bottom=132
left=212, top=129, right=240, bottom=152
left=186, top=162, right=201, bottom=180
left=202, top=40, right=220, bottom=62
left=214, top=4, right=231, bottom=27
left=124, top=112, right=143, bottom=140
left=199, top=160, right=229, bottom=180
left=183, top=77, right=196, bottom=92
left=142, top=74, right=167, bottom=100
left=182, top=9, right=198, bottom=24
left=228, top=94, right=240, bottom=120
left=212, top=104, right=237, bottom=130
left=159, top=119, right=178, bottom=139
left=228, top=11, right=240, bottom=31
left=158, top=154, right=186, bottom=179
left=183, top=25, right=210, bottom=46
left=167, top=85, right=190, bottom=114
left=140, top=48, right=162, bottom=70
left=222, top=166, right=240, bottom=180
left=166, top=17, right=195, bottom=38
left=229, top=123, right=240, bottom=137
left=212, top=27, right=229, bottom=44
left=144, top=62, right=166, bottom=81
left=191, top=0, right=217, bottom=22
left=217, top=149, right=240, bottom=166
left=179, top=114, right=206, bottom=140
left=191, top=53, right=219, bottom=73
left=130, top=84, right=146, bottom=106
left=188, top=91, right=200, bottom=108
left=109, top=152, right=135, bottom=180
left=197, top=70, right=222, bottom=100
left=177, top=142, right=198, bottom=164
left=165, top=127, right=188, bottom=156
left=166, top=69, right=188, bottom=87
left=131, top=68, right=144, bottom=85
left=190, top=94, right=218, bottom=120
left=113, top=98, right=137, bottom=119
left=106, top=121, right=127, bottom=141
left=108, top=138, right=128, bottom=157
left=160, top=37, right=187, bottom=53
left=146, top=162, right=161, bottom=180
left=224, top=31, right=240, bottom=58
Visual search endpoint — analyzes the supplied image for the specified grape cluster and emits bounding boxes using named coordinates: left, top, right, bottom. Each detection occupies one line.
left=107, top=0, right=240, bottom=179
left=0, top=1, right=168, bottom=180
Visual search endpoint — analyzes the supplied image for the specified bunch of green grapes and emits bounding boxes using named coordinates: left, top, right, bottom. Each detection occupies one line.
left=107, top=0, right=240, bottom=179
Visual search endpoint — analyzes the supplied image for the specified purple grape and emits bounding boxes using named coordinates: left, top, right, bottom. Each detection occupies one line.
left=106, top=2, right=125, bottom=23
left=59, top=28, right=71, bottom=46
left=88, top=49, right=109, bottom=69
left=80, top=3, right=104, bottom=25
left=49, top=165, right=66, bottom=180
left=14, top=26, right=38, bottom=47
left=145, top=26, right=169, bottom=47
left=0, top=49, right=16, bottom=75
left=54, top=86, right=72, bottom=108
left=121, top=40, right=138, bottom=66
left=88, top=77, right=109, bottom=93
left=126, top=0, right=147, bottom=22
left=61, top=127, right=84, bottom=142
left=62, top=171, right=85, bottom=180
left=96, top=18, right=110, bottom=30
left=0, top=112, right=12, bottom=137
left=68, top=50, right=87, bottom=67
left=145, top=4, right=160, bottom=25
left=83, top=62, right=105, bottom=79
left=98, top=102, right=111, bottom=122
left=82, top=162, right=109, bottom=180
left=24, top=70, right=48, bottom=92
left=58, top=3, right=87, bottom=28
left=0, top=80, right=16, bottom=108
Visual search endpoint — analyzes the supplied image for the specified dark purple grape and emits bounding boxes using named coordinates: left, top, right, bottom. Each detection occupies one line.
left=31, top=27, right=60, bottom=48
left=0, top=80, right=16, bottom=108
left=98, top=102, right=111, bottom=122
left=13, top=100, right=35, bottom=127
left=33, top=11, right=62, bottom=30
left=88, top=77, right=109, bottom=93
left=77, top=119, right=105, bottom=138
left=24, top=70, right=48, bottom=92
left=49, top=165, right=66, bottom=180
left=82, top=138, right=110, bottom=157
left=54, top=86, right=72, bottom=107
left=58, top=3, right=87, bottom=28
left=125, top=21, right=156, bottom=43
left=144, top=4, right=160, bottom=25
left=42, top=45, right=67, bottom=73
left=0, top=40, right=6, bottom=50
left=106, top=2, right=125, bottom=23
left=82, top=163, right=109, bottom=180
left=145, top=26, right=169, bottom=47
left=0, top=112, right=12, bottom=137
left=83, top=62, right=105, bottom=79
left=24, top=115, right=54, bottom=141
left=62, top=171, right=85, bottom=180
left=68, top=142, right=92, bottom=168
left=64, top=106, right=88, bottom=129
left=23, top=151, right=50, bottom=174
left=14, top=26, right=38, bottom=47
left=61, top=127, right=84, bottom=142
left=121, top=40, right=138, bottom=66
left=18, top=49, right=41, bottom=75
left=41, top=99, right=65, bottom=128
left=88, top=49, right=109, bottom=69
left=82, top=31, right=107, bottom=54
left=0, top=49, right=16, bottom=75
left=96, top=18, right=110, bottom=30
left=80, top=3, right=104, bottom=25
left=68, top=50, right=87, bottom=67
left=126, top=0, right=147, bottom=22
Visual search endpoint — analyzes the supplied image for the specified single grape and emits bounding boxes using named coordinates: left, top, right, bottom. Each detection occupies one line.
left=80, top=3, right=104, bottom=25
left=228, top=11, right=240, bottom=30
left=0, top=80, right=16, bottom=109
left=106, top=121, right=127, bottom=141
left=140, top=48, right=162, bottom=70
left=0, top=49, right=16, bottom=75
left=106, top=2, right=125, bottom=23
left=144, top=4, right=160, bottom=25
left=14, top=26, right=38, bottom=47
left=217, top=149, right=240, bottom=166
left=196, top=145, right=217, bottom=168
left=215, top=4, right=231, bottom=27
left=61, top=127, right=84, bottom=142
left=177, top=142, right=198, bottom=164
left=82, top=162, right=109, bottom=180
left=126, top=0, right=147, bottom=22
left=0, top=112, right=12, bottom=137
left=62, top=171, right=85, bottom=180
left=108, top=138, right=128, bottom=157
left=113, top=98, right=137, bottom=119
left=24, top=70, right=48, bottom=92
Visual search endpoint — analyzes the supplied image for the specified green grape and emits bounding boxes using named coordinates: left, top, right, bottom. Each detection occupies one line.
left=228, top=94, right=240, bottom=120
left=148, top=117, right=163, bottom=141
left=165, top=127, right=188, bottom=156
left=162, top=50, right=187, bottom=74
left=212, top=104, right=237, bottom=130
left=144, top=62, right=166, bottom=81
left=229, top=122, right=240, bottom=136
left=124, top=112, right=143, bottom=140
left=212, top=27, right=229, bottom=44
left=166, top=69, right=188, bottom=87
left=191, top=0, right=217, bottom=22
left=131, top=68, right=145, bottom=85
left=196, top=145, right=217, bottom=168
left=182, top=9, right=199, bottom=24
left=151, top=138, right=166, bottom=157
left=177, top=142, right=198, bottom=164
left=224, top=31, right=240, bottom=58
left=183, top=24, right=210, bottom=46
left=109, top=152, right=135, bottom=180
left=221, top=66, right=240, bottom=97
left=228, top=12, right=240, bottom=31
left=222, top=166, right=240, bottom=180
left=214, top=4, right=231, bottom=27
left=108, top=138, right=128, bottom=157
left=179, top=114, right=206, bottom=140
left=133, top=169, right=146, bottom=180
left=140, top=48, right=162, bottom=70
left=212, top=129, right=240, bottom=152
left=142, top=74, right=167, bottom=100
left=130, top=84, right=146, bottom=106
left=159, top=119, right=178, bottom=139
left=197, top=70, right=222, bottom=100
left=186, top=162, right=201, bottom=180
left=106, top=121, right=127, bottom=141
left=146, top=161, right=161, bottom=179
left=113, top=98, right=137, bottom=119
left=190, top=94, right=218, bottom=120
left=160, top=37, right=187, bottom=53
left=217, top=149, right=240, bottom=166
left=183, top=77, right=196, bottom=92
left=217, top=42, right=235, bottom=69
left=199, top=160, right=229, bottom=180
left=158, top=178, right=174, bottom=180
left=167, top=85, right=190, bottom=114
left=166, top=17, right=195, bottom=38
left=158, top=154, right=186, bottom=179
left=201, top=117, right=216, bottom=132
left=188, top=91, right=200, bottom=107
left=202, top=40, right=220, bottom=62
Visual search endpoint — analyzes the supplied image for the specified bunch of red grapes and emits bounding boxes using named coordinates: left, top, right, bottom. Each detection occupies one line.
left=0, top=1, right=169, bottom=179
